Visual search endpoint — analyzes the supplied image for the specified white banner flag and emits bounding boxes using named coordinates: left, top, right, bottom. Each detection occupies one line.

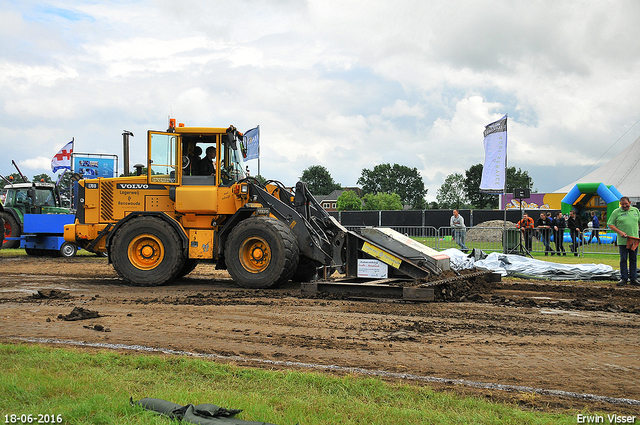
left=480, top=115, right=507, bottom=193
left=51, top=139, right=74, bottom=173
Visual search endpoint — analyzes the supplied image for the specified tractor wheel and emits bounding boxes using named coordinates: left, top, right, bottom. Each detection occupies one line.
left=1, top=212, right=20, bottom=249
left=176, top=258, right=199, bottom=279
left=58, top=242, right=78, bottom=258
left=110, top=216, right=185, bottom=286
left=225, top=217, right=299, bottom=289
left=292, top=255, right=320, bottom=282
left=25, top=247, right=38, bottom=256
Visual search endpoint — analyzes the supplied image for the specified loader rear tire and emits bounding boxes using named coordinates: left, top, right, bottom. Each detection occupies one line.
left=225, top=217, right=299, bottom=289
left=111, top=216, right=185, bottom=286
left=1, top=212, right=20, bottom=249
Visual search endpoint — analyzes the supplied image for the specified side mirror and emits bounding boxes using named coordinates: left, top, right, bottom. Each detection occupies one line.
left=226, top=128, right=238, bottom=151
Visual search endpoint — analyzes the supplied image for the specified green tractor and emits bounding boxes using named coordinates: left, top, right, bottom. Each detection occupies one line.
left=1, top=181, right=71, bottom=249
left=0, top=204, right=4, bottom=247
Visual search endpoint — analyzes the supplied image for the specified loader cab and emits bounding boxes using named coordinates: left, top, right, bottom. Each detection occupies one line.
left=148, top=125, right=246, bottom=187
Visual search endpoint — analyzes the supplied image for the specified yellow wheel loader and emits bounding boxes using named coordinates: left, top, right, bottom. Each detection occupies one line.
left=64, top=120, right=453, bottom=291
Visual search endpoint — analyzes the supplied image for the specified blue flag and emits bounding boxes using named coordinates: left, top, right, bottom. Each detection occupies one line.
left=243, top=126, right=259, bottom=161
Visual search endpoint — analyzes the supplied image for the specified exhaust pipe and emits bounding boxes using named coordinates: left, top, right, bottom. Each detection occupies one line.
left=122, top=131, right=134, bottom=176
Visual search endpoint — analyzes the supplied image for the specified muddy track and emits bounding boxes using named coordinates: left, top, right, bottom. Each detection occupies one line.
left=1, top=255, right=640, bottom=415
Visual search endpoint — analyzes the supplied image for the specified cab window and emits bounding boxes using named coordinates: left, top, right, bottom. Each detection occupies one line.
left=219, top=134, right=246, bottom=186
left=148, top=132, right=179, bottom=184
left=35, top=189, right=56, bottom=206
left=181, top=135, right=218, bottom=186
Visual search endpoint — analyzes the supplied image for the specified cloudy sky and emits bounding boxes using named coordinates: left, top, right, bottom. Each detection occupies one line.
left=2, top=0, right=640, bottom=201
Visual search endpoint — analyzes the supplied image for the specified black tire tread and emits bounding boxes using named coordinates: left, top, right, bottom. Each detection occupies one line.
left=225, top=217, right=299, bottom=289
left=1, top=212, right=20, bottom=249
left=176, top=258, right=199, bottom=279
left=110, top=216, right=185, bottom=286
left=292, top=255, right=320, bottom=282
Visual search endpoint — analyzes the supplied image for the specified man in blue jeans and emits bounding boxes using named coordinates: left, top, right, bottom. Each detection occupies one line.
left=450, top=209, right=469, bottom=252
left=607, top=196, right=640, bottom=286
left=588, top=211, right=601, bottom=244
left=536, top=212, right=553, bottom=255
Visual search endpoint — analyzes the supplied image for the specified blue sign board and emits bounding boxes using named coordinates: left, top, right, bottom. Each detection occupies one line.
left=73, top=155, right=117, bottom=179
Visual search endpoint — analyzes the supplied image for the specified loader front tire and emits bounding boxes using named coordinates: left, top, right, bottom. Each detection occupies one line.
left=111, top=216, right=185, bottom=286
left=292, top=255, right=320, bottom=282
left=2, top=212, right=20, bottom=249
left=225, top=217, right=299, bottom=289
left=176, top=258, right=198, bottom=279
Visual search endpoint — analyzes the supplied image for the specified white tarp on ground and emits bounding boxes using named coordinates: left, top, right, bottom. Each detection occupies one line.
left=442, top=248, right=620, bottom=281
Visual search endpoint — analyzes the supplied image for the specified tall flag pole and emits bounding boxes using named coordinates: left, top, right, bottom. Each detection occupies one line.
left=480, top=115, right=507, bottom=196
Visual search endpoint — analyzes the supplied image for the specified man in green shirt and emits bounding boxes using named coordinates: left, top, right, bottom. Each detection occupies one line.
left=607, top=196, right=640, bottom=286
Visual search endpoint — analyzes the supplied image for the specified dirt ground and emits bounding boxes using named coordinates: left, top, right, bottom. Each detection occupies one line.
left=1, top=255, right=639, bottom=416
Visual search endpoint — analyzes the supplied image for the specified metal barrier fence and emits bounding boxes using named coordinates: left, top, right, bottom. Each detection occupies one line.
left=344, top=225, right=619, bottom=256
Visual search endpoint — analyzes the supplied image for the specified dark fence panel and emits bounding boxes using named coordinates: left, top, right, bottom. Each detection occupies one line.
left=381, top=210, right=422, bottom=226
left=424, top=210, right=470, bottom=229
left=331, top=209, right=557, bottom=228
left=338, top=211, right=379, bottom=226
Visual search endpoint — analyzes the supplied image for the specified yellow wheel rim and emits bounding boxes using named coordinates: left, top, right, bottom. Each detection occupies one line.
left=128, top=234, right=164, bottom=270
left=239, top=236, right=271, bottom=273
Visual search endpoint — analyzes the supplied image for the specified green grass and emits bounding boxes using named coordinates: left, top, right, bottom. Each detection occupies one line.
left=0, top=343, right=582, bottom=425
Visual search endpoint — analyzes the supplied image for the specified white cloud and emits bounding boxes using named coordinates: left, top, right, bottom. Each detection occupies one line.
left=2, top=0, right=640, bottom=202
left=20, top=156, right=51, bottom=171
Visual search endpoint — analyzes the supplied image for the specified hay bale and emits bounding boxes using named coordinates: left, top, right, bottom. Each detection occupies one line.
left=466, top=220, right=516, bottom=243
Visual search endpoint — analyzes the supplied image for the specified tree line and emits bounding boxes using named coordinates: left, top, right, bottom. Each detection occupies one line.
left=1, top=162, right=534, bottom=212
left=300, top=164, right=533, bottom=211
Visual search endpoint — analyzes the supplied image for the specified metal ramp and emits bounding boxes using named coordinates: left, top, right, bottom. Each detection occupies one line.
left=301, top=227, right=453, bottom=302
left=344, top=227, right=450, bottom=279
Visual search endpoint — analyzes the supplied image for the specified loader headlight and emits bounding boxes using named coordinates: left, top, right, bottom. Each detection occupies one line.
left=233, top=184, right=249, bottom=195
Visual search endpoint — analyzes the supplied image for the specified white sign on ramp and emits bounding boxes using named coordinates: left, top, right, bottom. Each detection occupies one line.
left=357, top=259, right=389, bottom=278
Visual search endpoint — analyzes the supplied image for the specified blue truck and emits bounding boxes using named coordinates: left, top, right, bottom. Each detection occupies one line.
left=1, top=179, right=82, bottom=257
left=20, top=213, right=78, bottom=257
left=1, top=180, right=71, bottom=249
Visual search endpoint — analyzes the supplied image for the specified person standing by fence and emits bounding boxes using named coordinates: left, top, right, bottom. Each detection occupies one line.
left=516, top=213, right=535, bottom=252
left=607, top=196, right=640, bottom=287
left=588, top=211, right=601, bottom=244
left=450, top=209, right=469, bottom=252
left=552, top=211, right=567, bottom=256
left=537, top=212, right=553, bottom=255
left=567, top=210, right=584, bottom=257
